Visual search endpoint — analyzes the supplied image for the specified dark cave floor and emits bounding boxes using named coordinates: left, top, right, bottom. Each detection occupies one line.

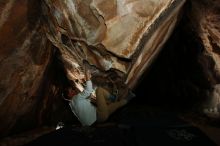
left=24, top=97, right=219, bottom=146
left=2, top=88, right=219, bottom=146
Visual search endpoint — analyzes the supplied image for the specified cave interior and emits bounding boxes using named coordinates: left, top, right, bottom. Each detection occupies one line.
left=0, top=0, right=220, bottom=145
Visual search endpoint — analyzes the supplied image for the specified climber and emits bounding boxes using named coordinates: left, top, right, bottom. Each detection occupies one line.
left=63, top=65, right=135, bottom=126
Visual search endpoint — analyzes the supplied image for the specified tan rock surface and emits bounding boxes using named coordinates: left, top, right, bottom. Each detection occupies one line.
left=43, top=0, right=186, bottom=89
left=0, top=0, right=186, bottom=137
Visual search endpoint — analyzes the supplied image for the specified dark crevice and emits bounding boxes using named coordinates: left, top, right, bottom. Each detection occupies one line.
left=133, top=7, right=211, bottom=113
left=209, top=36, right=220, bottom=55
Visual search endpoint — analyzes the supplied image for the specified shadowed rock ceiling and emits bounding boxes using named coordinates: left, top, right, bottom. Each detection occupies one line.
left=0, top=0, right=220, bottom=139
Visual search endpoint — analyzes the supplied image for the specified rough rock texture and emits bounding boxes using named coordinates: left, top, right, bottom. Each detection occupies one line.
left=43, top=0, right=186, bottom=89
left=0, top=0, right=54, bottom=136
left=189, top=0, right=220, bottom=115
left=0, top=0, right=187, bottom=138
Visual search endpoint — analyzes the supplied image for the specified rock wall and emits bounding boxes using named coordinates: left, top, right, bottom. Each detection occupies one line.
left=0, top=0, right=187, bottom=137
left=43, top=0, right=186, bottom=90
left=0, top=0, right=54, bottom=136
left=189, top=0, right=220, bottom=116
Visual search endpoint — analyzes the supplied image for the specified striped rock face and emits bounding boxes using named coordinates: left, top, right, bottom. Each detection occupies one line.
left=0, top=0, right=186, bottom=137
left=0, top=0, right=53, bottom=137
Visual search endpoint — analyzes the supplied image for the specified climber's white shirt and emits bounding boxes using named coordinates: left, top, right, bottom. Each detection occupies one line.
left=69, top=80, right=96, bottom=126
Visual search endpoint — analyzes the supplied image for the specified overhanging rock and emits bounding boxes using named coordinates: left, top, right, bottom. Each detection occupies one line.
left=43, top=0, right=186, bottom=90
left=0, top=0, right=187, bottom=137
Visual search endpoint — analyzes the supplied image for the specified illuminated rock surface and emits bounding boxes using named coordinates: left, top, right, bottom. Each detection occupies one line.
left=42, top=0, right=186, bottom=89
left=4, top=0, right=220, bottom=140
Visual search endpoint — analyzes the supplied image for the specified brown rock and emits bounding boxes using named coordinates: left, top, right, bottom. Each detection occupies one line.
left=0, top=0, right=188, bottom=137
left=0, top=0, right=53, bottom=136
left=43, top=0, right=186, bottom=89
left=189, top=0, right=220, bottom=117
